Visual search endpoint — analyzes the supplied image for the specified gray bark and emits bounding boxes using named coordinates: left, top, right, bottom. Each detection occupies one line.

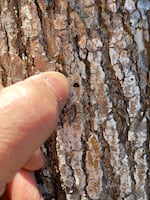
left=0, top=0, right=149, bottom=199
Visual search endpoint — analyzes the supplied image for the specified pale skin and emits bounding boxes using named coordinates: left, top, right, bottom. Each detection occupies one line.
left=0, top=72, right=70, bottom=200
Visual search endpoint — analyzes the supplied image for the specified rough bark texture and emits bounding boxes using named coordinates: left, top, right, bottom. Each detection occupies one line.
left=0, top=0, right=150, bottom=199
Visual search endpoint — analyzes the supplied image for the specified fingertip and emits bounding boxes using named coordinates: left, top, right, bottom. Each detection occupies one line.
left=6, top=170, right=42, bottom=200
left=45, top=72, right=70, bottom=109
left=29, top=72, right=70, bottom=110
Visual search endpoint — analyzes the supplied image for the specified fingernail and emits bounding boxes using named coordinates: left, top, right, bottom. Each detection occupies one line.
left=46, top=72, right=70, bottom=110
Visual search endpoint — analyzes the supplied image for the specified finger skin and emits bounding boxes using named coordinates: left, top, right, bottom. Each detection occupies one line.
left=0, top=72, right=69, bottom=193
left=6, top=169, right=42, bottom=200
left=23, top=148, right=45, bottom=171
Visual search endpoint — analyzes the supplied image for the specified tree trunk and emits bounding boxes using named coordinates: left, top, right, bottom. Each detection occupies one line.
left=0, top=0, right=149, bottom=199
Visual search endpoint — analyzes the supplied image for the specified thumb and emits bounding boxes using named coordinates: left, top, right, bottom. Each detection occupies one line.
left=0, top=72, right=69, bottom=193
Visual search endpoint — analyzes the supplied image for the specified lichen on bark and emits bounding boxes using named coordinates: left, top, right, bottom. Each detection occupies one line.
left=0, top=0, right=149, bottom=199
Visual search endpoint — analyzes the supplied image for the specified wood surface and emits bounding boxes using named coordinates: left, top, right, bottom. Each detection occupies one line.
left=0, top=0, right=149, bottom=199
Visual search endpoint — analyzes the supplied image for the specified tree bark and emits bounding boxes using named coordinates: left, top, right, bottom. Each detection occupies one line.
left=0, top=0, right=149, bottom=199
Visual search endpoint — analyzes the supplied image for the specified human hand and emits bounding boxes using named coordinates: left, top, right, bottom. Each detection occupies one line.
left=0, top=72, right=69, bottom=200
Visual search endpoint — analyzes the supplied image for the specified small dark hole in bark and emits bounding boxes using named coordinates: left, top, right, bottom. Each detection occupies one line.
left=73, top=83, right=80, bottom=87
